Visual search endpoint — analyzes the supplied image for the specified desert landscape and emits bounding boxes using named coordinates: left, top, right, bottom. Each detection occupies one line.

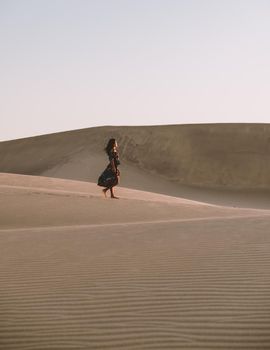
left=1, top=124, right=270, bottom=349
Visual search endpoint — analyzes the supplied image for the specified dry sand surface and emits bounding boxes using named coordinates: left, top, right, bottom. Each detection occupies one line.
left=1, top=124, right=270, bottom=209
left=1, top=124, right=270, bottom=189
left=1, top=172, right=270, bottom=349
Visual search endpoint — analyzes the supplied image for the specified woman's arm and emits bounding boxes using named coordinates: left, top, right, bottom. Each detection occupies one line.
left=110, top=159, right=117, bottom=173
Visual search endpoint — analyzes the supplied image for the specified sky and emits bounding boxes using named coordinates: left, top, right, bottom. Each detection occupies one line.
left=1, top=0, right=270, bottom=141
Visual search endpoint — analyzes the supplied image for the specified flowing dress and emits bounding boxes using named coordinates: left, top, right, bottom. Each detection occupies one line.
left=97, top=149, right=120, bottom=188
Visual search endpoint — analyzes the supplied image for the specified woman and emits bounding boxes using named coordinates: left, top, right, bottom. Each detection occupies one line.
left=97, top=138, right=120, bottom=199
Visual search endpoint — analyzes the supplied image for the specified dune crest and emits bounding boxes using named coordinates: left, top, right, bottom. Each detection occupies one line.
left=1, top=124, right=270, bottom=190
left=2, top=172, right=264, bottom=230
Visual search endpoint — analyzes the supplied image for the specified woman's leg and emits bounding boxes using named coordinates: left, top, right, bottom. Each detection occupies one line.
left=102, top=174, right=119, bottom=199
left=103, top=186, right=118, bottom=199
left=110, top=186, right=119, bottom=199
left=102, top=187, right=109, bottom=197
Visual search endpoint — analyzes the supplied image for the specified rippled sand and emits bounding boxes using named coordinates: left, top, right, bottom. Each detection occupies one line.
left=1, top=173, right=270, bottom=349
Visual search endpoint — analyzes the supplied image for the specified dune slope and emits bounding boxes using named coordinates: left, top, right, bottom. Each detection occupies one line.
left=1, top=124, right=270, bottom=190
left=1, top=173, right=270, bottom=349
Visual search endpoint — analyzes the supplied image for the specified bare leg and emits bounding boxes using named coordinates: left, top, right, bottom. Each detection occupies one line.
left=102, top=187, right=109, bottom=198
left=110, top=187, right=119, bottom=199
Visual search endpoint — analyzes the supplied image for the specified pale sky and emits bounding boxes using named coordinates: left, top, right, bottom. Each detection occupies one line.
left=1, top=0, right=270, bottom=141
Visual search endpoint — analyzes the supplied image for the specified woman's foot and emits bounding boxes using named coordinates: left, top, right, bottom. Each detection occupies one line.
left=111, top=195, right=119, bottom=199
left=102, top=188, right=108, bottom=197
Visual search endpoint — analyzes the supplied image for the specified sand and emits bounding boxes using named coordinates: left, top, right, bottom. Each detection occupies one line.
left=1, top=124, right=270, bottom=210
left=1, top=124, right=270, bottom=349
left=1, top=172, right=270, bottom=349
left=1, top=124, right=270, bottom=190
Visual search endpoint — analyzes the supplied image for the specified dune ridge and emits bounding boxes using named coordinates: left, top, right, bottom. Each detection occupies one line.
left=1, top=124, right=270, bottom=190
left=1, top=172, right=268, bottom=231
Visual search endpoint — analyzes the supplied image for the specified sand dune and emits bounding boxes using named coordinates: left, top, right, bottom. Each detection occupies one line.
left=1, top=124, right=270, bottom=348
left=1, top=124, right=270, bottom=190
left=1, top=173, right=270, bottom=349
left=1, top=124, right=270, bottom=209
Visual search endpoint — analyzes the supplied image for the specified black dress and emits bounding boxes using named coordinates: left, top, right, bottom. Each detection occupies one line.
left=97, top=149, right=120, bottom=188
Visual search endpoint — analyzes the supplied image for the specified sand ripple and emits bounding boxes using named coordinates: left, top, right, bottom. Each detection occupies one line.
left=1, top=217, right=270, bottom=349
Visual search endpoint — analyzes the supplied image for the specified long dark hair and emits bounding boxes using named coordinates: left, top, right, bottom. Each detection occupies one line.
left=105, top=138, right=116, bottom=155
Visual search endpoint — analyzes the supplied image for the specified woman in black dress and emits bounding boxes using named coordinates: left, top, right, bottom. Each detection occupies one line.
left=97, top=138, right=120, bottom=199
